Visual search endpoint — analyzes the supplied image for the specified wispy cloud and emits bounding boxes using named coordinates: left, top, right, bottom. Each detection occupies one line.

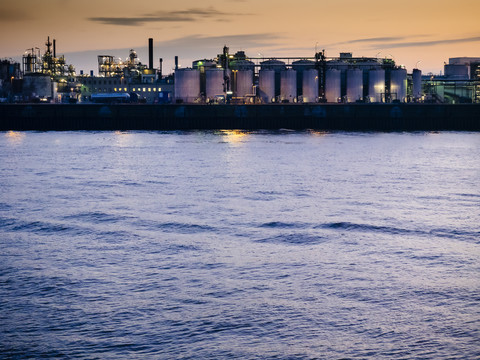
left=332, top=35, right=480, bottom=49
left=88, top=7, right=250, bottom=26
left=0, top=8, right=33, bottom=21
left=371, top=36, right=480, bottom=48
left=338, top=36, right=407, bottom=45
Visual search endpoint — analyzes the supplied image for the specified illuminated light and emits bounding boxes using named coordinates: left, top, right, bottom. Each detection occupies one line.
left=153, top=88, right=156, bottom=92
left=219, top=130, right=250, bottom=144
left=114, top=88, right=117, bottom=92
left=124, top=88, right=127, bottom=92
left=143, top=88, right=146, bottom=92
left=158, top=88, right=162, bottom=91
left=5, top=131, right=26, bottom=145
left=148, top=88, right=151, bottom=92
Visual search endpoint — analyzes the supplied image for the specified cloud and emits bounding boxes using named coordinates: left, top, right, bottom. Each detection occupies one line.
left=339, top=36, right=407, bottom=44
left=0, top=8, right=33, bottom=21
left=88, top=6, right=249, bottom=26
left=371, top=36, right=480, bottom=48
left=334, top=35, right=480, bottom=49
left=158, top=33, right=282, bottom=49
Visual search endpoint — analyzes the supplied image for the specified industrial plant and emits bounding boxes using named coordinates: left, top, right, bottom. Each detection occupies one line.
left=1, top=37, right=479, bottom=104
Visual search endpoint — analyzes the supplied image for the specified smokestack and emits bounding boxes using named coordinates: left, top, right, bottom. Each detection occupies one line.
left=175, top=56, right=178, bottom=70
left=159, top=58, right=163, bottom=78
left=53, top=39, right=56, bottom=58
left=148, top=38, right=153, bottom=70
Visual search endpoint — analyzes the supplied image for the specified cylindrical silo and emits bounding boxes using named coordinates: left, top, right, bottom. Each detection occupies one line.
left=261, top=60, right=286, bottom=98
left=174, top=68, right=200, bottom=103
left=234, top=70, right=254, bottom=97
left=260, top=59, right=286, bottom=72
left=292, top=59, right=316, bottom=96
left=390, top=68, right=407, bottom=102
left=230, top=59, right=255, bottom=71
left=412, top=69, right=422, bottom=99
left=258, top=69, right=275, bottom=103
left=302, top=69, right=318, bottom=103
left=346, top=69, right=363, bottom=102
left=205, top=68, right=224, bottom=100
left=368, top=69, right=385, bottom=103
left=325, top=69, right=341, bottom=103
left=280, top=69, right=297, bottom=102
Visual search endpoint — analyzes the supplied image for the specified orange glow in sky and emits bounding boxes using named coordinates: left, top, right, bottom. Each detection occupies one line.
left=1, top=0, right=479, bottom=74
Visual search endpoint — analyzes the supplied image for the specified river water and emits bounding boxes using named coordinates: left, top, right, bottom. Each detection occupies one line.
left=1, top=130, right=479, bottom=359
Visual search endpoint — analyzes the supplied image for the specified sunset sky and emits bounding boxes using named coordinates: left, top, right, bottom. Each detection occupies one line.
left=1, top=0, right=479, bottom=74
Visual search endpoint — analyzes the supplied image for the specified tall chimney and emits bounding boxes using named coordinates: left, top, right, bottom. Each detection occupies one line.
left=148, top=38, right=153, bottom=70
left=159, top=58, right=163, bottom=78
left=53, top=39, right=56, bottom=58
left=175, top=56, right=178, bottom=70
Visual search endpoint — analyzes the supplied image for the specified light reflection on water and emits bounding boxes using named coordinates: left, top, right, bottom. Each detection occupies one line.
left=5, top=130, right=26, bottom=145
left=0, top=131, right=479, bottom=359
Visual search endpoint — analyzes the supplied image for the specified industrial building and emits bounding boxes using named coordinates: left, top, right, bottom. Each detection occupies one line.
left=423, top=57, right=480, bottom=104
left=1, top=37, right=479, bottom=104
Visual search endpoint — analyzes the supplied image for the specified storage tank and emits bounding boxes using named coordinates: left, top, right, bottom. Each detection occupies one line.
left=233, top=70, right=254, bottom=98
left=260, top=59, right=286, bottom=72
left=346, top=69, right=363, bottom=102
left=368, top=69, right=385, bottom=102
left=412, top=69, right=422, bottom=99
left=325, top=69, right=341, bottom=103
left=174, top=68, right=200, bottom=103
left=302, top=69, right=318, bottom=103
left=261, top=60, right=285, bottom=98
left=280, top=69, right=297, bottom=102
left=205, top=68, right=224, bottom=100
left=258, top=69, right=275, bottom=103
left=292, top=60, right=316, bottom=96
left=390, top=68, right=407, bottom=102
left=230, top=59, right=255, bottom=71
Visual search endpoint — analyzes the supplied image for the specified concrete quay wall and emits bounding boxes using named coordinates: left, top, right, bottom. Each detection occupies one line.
left=1, top=104, right=479, bottom=131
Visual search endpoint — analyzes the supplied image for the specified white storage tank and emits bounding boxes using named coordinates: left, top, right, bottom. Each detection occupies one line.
left=412, top=69, right=422, bottom=99
left=174, top=68, right=200, bottom=103
left=302, top=69, right=318, bottom=103
left=233, top=70, right=254, bottom=98
left=346, top=69, right=363, bottom=102
left=205, top=68, right=224, bottom=100
left=280, top=69, right=297, bottom=102
left=260, top=59, right=286, bottom=72
left=325, top=69, right=341, bottom=103
left=293, top=60, right=316, bottom=96
left=230, top=59, right=255, bottom=71
left=258, top=69, right=275, bottom=103
left=368, top=69, right=385, bottom=102
left=390, top=68, right=407, bottom=102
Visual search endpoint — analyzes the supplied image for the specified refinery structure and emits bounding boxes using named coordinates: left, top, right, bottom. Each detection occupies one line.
left=1, top=37, right=479, bottom=104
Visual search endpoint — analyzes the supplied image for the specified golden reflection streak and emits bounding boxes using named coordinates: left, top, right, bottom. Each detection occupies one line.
left=218, top=130, right=250, bottom=144
left=5, top=131, right=26, bottom=145
left=308, top=130, right=328, bottom=137
left=113, top=131, right=133, bottom=147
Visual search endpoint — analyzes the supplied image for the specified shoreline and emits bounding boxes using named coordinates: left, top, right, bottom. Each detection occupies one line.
left=1, top=103, right=479, bottom=131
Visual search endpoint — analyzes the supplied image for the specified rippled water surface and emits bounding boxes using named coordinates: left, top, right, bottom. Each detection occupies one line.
left=1, top=130, right=479, bottom=359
